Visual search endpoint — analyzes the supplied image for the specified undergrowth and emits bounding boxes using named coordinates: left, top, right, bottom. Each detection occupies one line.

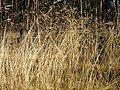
left=0, top=6, right=120, bottom=90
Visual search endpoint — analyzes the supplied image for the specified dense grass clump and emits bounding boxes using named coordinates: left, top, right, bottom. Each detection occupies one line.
left=0, top=5, right=120, bottom=90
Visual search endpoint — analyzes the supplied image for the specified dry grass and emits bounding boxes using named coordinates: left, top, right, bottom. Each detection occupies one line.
left=0, top=8, right=120, bottom=90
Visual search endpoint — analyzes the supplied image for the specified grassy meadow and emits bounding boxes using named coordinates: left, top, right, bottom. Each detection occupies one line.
left=0, top=6, right=120, bottom=90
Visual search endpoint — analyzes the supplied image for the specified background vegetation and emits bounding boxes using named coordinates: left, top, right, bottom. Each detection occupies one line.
left=0, top=0, right=120, bottom=90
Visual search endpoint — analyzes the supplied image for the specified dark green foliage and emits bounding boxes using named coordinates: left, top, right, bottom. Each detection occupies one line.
left=0, top=0, right=119, bottom=41
left=0, top=0, right=119, bottom=23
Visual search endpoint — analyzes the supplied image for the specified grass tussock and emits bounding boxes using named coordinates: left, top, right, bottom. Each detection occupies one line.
left=0, top=9, right=120, bottom=90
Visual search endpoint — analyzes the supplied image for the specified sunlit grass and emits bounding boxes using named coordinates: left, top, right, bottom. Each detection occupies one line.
left=0, top=8, right=120, bottom=90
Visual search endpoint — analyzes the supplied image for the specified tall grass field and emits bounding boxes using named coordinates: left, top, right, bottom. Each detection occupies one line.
left=0, top=3, right=120, bottom=90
